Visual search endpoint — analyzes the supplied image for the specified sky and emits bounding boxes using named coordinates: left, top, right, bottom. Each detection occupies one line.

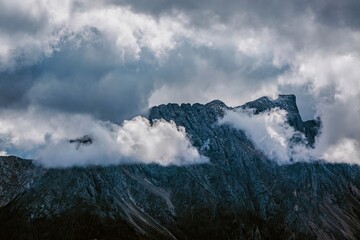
left=0, top=0, right=359, bottom=166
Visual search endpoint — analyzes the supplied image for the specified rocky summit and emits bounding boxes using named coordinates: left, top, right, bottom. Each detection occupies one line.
left=0, top=95, right=359, bottom=240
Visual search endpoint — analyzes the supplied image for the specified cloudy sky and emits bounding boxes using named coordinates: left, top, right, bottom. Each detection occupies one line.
left=0, top=0, right=359, bottom=165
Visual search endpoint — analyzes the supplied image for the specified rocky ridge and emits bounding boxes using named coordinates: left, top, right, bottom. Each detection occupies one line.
left=0, top=94, right=359, bottom=240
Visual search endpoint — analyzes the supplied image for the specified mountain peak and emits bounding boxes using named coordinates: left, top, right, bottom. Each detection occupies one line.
left=239, top=94, right=299, bottom=115
left=277, top=94, right=296, bottom=101
left=205, top=99, right=227, bottom=108
left=0, top=95, right=357, bottom=240
left=273, top=94, right=299, bottom=113
left=204, top=100, right=228, bottom=112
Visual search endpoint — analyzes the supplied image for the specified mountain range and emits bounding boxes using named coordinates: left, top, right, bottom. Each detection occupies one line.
left=0, top=94, right=359, bottom=240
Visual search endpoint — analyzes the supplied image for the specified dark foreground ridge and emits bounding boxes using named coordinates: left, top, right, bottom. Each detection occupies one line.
left=0, top=95, right=359, bottom=240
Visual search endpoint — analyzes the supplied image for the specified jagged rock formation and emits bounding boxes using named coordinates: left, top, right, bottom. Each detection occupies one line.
left=69, top=135, right=93, bottom=149
left=0, top=95, right=359, bottom=240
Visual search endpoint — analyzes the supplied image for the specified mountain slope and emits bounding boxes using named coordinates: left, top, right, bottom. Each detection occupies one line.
left=0, top=95, right=359, bottom=240
left=0, top=156, right=44, bottom=207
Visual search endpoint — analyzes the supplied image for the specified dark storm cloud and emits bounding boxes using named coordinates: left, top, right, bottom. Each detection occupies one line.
left=0, top=0, right=360, bottom=164
left=0, top=33, right=286, bottom=122
left=0, top=0, right=359, bottom=117
left=0, top=32, right=155, bottom=122
left=110, top=0, right=360, bottom=28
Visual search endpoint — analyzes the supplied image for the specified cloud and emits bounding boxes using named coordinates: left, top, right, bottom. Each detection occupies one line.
left=220, top=103, right=360, bottom=165
left=115, top=116, right=207, bottom=166
left=0, top=108, right=206, bottom=167
left=219, top=108, right=312, bottom=164
left=276, top=53, right=360, bottom=164
left=0, top=0, right=360, bottom=165
left=0, top=2, right=192, bottom=122
left=0, top=0, right=203, bottom=72
left=322, top=138, right=360, bottom=164
left=312, top=96, right=360, bottom=164
left=0, top=0, right=298, bottom=122
left=0, top=151, right=7, bottom=157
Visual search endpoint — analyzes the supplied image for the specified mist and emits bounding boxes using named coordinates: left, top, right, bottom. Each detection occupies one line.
left=0, top=108, right=207, bottom=167
left=220, top=102, right=360, bottom=165
left=219, top=107, right=312, bottom=164
left=0, top=0, right=359, bottom=165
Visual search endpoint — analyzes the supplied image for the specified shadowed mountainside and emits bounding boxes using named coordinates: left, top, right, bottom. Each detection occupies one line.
left=0, top=95, right=359, bottom=240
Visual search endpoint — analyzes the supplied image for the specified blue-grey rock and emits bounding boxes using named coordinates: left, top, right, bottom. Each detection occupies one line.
left=0, top=95, right=359, bottom=240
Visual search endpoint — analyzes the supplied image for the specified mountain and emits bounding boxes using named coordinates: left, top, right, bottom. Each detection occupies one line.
left=0, top=94, right=359, bottom=240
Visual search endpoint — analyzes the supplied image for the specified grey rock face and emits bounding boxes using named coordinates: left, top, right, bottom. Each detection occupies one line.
left=0, top=95, right=359, bottom=240
left=0, top=156, right=44, bottom=207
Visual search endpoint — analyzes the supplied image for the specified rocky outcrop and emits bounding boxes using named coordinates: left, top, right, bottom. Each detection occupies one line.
left=0, top=156, right=44, bottom=207
left=0, top=95, right=359, bottom=240
left=69, top=135, right=93, bottom=149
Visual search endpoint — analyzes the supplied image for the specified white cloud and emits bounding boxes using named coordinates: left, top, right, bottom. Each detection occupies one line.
left=1, top=0, right=360, bottom=167
left=0, top=0, right=189, bottom=70
left=0, top=108, right=206, bottom=167
left=219, top=108, right=312, bottom=164
left=116, top=116, right=207, bottom=165
left=276, top=52, right=360, bottom=165
left=0, top=150, right=7, bottom=156
left=278, top=53, right=360, bottom=101
left=322, top=138, right=360, bottom=164
left=220, top=103, right=360, bottom=165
